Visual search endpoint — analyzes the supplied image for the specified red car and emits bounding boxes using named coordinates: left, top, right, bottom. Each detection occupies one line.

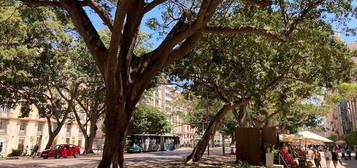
left=40, top=144, right=80, bottom=159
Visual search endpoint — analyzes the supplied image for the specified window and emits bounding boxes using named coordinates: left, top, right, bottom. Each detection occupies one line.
left=18, top=137, right=25, bottom=152
left=0, top=120, right=6, bottom=133
left=78, top=139, right=82, bottom=147
left=66, top=138, right=70, bottom=144
left=0, top=104, right=9, bottom=113
left=37, top=123, right=44, bottom=134
left=66, top=125, right=72, bottom=137
left=166, top=93, right=172, bottom=98
left=155, top=99, right=160, bottom=106
left=19, top=121, right=27, bottom=134
left=36, top=135, right=42, bottom=145
left=78, top=127, right=83, bottom=137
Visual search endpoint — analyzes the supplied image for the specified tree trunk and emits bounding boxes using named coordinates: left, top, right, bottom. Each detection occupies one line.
left=186, top=104, right=233, bottom=163
left=98, top=86, right=133, bottom=168
left=84, top=135, right=95, bottom=154
left=98, top=113, right=129, bottom=168
left=84, top=118, right=98, bottom=154
left=222, top=134, right=225, bottom=155
left=44, top=116, right=66, bottom=149
left=45, top=133, right=56, bottom=149
left=186, top=99, right=249, bottom=163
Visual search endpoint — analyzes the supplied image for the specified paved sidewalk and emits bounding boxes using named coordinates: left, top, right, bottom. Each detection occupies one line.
left=0, top=148, right=237, bottom=168
left=319, top=152, right=357, bottom=168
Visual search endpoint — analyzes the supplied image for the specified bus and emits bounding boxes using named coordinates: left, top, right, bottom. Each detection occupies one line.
left=126, top=134, right=180, bottom=153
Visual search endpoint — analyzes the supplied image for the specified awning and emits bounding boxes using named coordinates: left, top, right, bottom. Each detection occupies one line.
left=296, top=131, right=333, bottom=143
left=279, top=131, right=333, bottom=144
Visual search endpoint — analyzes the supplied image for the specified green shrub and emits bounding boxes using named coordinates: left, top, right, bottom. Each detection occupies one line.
left=235, top=161, right=251, bottom=168
left=345, top=131, right=357, bottom=146
left=7, top=149, right=22, bottom=157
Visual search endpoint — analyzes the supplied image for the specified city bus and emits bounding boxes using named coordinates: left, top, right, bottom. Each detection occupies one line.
left=126, top=134, right=180, bottom=153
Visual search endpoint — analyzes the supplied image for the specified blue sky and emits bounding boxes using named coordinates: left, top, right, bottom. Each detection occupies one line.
left=84, top=6, right=164, bottom=48
left=84, top=5, right=357, bottom=46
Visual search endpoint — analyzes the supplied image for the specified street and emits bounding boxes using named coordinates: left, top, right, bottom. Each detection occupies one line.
left=0, top=148, right=226, bottom=168
left=0, top=148, right=356, bottom=168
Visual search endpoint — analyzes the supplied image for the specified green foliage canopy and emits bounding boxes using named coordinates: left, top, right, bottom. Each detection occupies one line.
left=129, top=105, right=171, bottom=135
left=345, top=131, right=357, bottom=146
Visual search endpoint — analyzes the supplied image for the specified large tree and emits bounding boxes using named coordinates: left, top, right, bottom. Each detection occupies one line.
left=167, top=15, right=353, bottom=162
left=17, top=0, right=353, bottom=167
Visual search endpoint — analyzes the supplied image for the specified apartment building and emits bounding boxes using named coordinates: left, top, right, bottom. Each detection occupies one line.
left=0, top=104, right=85, bottom=156
left=145, top=85, right=198, bottom=147
left=324, top=41, right=357, bottom=138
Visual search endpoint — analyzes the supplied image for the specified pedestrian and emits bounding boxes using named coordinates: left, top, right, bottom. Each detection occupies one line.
left=341, top=146, right=346, bottom=160
left=324, top=148, right=332, bottom=168
left=30, top=144, right=39, bottom=157
left=331, top=148, right=339, bottom=168
left=23, top=145, right=29, bottom=156
left=313, top=149, right=322, bottom=168
left=346, top=146, right=352, bottom=160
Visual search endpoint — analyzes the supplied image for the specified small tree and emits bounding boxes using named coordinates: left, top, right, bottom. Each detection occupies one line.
left=128, top=105, right=171, bottom=134
left=345, top=131, right=357, bottom=146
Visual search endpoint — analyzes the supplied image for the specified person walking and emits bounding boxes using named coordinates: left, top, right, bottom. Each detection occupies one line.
left=324, top=148, right=332, bottom=168
left=341, top=146, right=346, bottom=160
left=331, top=148, right=339, bottom=168
left=313, top=149, right=322, bottom=168
left=346, top=146, right=352, bottom=160
left=30, top=144, right=39, bottom=157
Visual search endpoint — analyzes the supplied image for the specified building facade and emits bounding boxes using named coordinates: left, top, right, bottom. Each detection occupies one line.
left=145, top=85, right=198, bottom=147
left=0, top=104, right=85, bottom=156
left=324, top=41, right=357, bottom=138
left=145, top=85, right=224, bottom=147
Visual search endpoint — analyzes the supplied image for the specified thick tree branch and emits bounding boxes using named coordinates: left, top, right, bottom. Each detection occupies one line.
left=60, top=0, right=108, bottom=74
left=118, top=1, right=145, bottom=99
left=204, top=26, right=286, bottom=42
left=45, top=115, right=53, bottom=134
left=107, top=0, right=132, bottom=70
left=132, top=0, right=223, bottom=91
left=261, top=111, right=280, bottom=124
left=72, top=106, right=89, bottom=139
left=167, top=32, right=202, bottom=64
left=81, top=0, right=114, bottom=31
left=144, top=0, right=166, bottom=13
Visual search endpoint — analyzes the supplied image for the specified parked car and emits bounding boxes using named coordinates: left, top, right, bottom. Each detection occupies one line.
left=40, top=144, right=80, bottom=159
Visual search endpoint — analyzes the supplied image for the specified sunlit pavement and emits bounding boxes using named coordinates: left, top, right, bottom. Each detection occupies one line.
left=0, top=148, right=226, bottom=168
left=319, top=153, right=357, bottom=168
left=1, top=148, right=355, bottom=168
